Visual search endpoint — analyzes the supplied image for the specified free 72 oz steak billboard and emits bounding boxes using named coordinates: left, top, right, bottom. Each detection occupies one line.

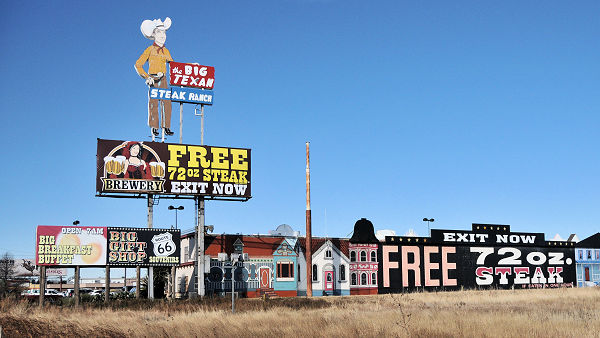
left=379, top=224, right=576, bottom=292
left=96, top=139, right=250, bottom=199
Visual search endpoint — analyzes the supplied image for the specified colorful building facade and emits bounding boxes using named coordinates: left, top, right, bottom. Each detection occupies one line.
left=575, top=233, right=600, bottom=287
left=349, top=218, right=379, bottom=295
left=175, top=221, right=597, bottom=299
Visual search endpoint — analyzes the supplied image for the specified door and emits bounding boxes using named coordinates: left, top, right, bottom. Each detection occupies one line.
left=324, top=271, right=334, bottom=291
left=585, top=267, right=590, bottom=281
left=259, top=268, right=270, bottom=288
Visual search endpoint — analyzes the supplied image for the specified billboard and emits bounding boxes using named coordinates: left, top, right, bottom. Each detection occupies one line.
left=107, top=228, right=180, bottom=267
left=169, top=61, right=215, bottom=89
left=149, top=87, right=214, bottom=105
left=96, top=139, right=251, bottom=199
left=36, top=226, right=107, bottom=266
left=36, top=226, right=180, bottom=267
left=379, top=224, right=576, bottom=292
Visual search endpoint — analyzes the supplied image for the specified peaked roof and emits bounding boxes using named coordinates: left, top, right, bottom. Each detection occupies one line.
left=577, top=233, right=600, bottom=248
left=298, top=237, right=349, bottom=256
left=204, top=235, right=284, bottom=256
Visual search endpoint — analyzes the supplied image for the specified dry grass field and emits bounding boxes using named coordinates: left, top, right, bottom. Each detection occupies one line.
left=1, top=287, right=599, bottom=337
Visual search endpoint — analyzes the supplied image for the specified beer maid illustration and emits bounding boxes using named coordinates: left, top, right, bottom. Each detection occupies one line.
left=102, top=141, right=166, bottom=193
left=135, top=17, right=174, bottom=137
left=152, top=232, right=176, bottom=257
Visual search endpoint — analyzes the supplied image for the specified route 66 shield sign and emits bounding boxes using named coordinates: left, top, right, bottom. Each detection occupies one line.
left=152, top=232, right=176, bottom=256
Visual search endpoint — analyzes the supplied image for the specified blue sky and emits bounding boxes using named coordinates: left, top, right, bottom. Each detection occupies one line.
left=1, top=0, right=599, bottom=266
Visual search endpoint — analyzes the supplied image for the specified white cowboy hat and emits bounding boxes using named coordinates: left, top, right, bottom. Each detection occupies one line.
left=140, top=17, right=172, bottom=39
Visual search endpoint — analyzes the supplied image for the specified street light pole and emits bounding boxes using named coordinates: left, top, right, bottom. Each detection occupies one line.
left=168, top=205, right=184, bottom=229
left=422, top=218, right=434, bottom=236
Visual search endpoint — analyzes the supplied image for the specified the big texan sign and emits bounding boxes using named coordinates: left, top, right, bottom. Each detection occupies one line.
left=379, top=224, right=576, bottom=292
left=96, top=139, right=251, bottom=199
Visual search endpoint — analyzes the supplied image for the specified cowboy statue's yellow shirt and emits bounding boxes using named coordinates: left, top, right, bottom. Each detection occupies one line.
left=134, top=44, right=174, bottom=79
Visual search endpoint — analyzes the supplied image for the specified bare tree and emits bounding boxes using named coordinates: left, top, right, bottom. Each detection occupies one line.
left=0, top=252, right=16, bottom=297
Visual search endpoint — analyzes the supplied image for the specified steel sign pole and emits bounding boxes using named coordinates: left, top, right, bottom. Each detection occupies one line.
left=231, top=261, right=235, bottom=313
left=305, top=142, right=312, bottom=297
left=197, top=197, right=206, bottom=297
left=147, top=194, right=154, bottom=299
left=195, top=107, right=206, bottom=298
left=179, top=102, right=183, bottom=144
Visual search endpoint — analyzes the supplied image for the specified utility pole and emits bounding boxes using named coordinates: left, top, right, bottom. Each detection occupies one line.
left=305, top=142, right=312, bottom=297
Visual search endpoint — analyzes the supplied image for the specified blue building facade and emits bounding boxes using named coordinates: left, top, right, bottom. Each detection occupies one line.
left=575, top=233, right=600, bottom=287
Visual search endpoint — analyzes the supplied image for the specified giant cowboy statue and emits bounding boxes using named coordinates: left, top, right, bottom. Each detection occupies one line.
left=135, top=17, right=174, bottom=137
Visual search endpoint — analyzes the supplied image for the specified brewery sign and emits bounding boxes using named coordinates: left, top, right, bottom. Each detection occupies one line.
left=96, top=139, right=251, bottom=199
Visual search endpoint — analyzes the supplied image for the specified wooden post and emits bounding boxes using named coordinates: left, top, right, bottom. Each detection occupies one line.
left=74, top=266, right=80, bottom=307
left=171, top=266, right=176, bottom=299
left=136, top=266, right=141, bottom=299
left=39, top=266, right=46, bottom=307
left=305, top=142, right=313, bottom=297
left=105, top=267, right=110, bottom=303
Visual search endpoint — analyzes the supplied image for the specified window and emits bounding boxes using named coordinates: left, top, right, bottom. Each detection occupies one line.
left=371, top=273, right=377, bottom=285
left=579, top=250, right=583, bottom=260
left=277, top=261, right=294, bottom=279
left=298, top=265, right=301, bottom=281
left=350, top=251, right=356, bottom=262
left=370, top=251, right=376, bottom=262
left=177, top=277, right=182, bottom=292
left=351, top=273, right=357, bottom=285
left=325, top=249, right=332, bottom=258
left=340, top=264, right=346, bottom=281
left=596, top=250, right=599, bottom=260
left=588, top=250, right=592, bottom=260
left=184, top=246, right=189, bottom=262
left=361, top=273, right=367, bottom=285
left=326, top=273, right=332, bottom=282
left=360, top=251, right=367, bottom=262
left=312, top=264, right=318, bottom=281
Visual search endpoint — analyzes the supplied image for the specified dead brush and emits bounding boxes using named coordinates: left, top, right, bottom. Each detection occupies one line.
left=390, top=293, right=412, bottom=335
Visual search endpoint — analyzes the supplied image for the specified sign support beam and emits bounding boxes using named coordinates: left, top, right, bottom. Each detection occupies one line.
left=39, top=266, right=46, bottom=307
left=147, top=194, right=154, bottom=299
left=74, top=266, right=80, bottom=307
left=136, top=266, right=141, bottom=299
left=105, top=267, right=110, bottom=303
